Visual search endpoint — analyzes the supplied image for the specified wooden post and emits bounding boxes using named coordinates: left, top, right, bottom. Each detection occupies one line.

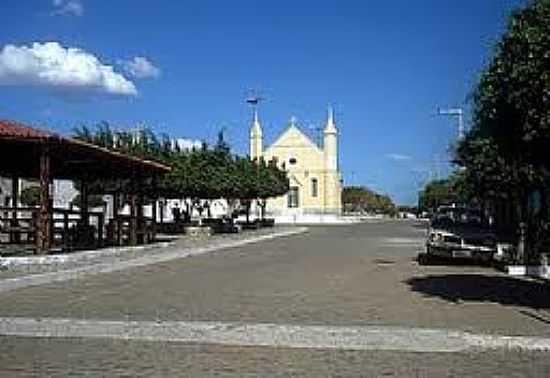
left=10, top=175, right=19, bottom=243
left=129, top=193, right=137, bottom=246
left=151, top=176, right=158, bottom=243
left=113, top=192, right=121, bottom=246
left=63, top=212, right=69, bottom=250
left=151, top=199, right=157, bottom=243
left=80, top=180, right=89, bottom=226
left=97, top=213, right=104, bottom=247
left=49, top=196, right=54, bottom=246
left=37, top=146, right=51, bottom=253
left=137, top=189, right=144, bottom=244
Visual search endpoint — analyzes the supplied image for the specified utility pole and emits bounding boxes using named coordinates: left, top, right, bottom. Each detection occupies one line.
left=438, top=107, right=464, bottom=140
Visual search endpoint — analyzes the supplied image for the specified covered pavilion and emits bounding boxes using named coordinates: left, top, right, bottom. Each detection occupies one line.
left=0, top=120, right=170, bottom=253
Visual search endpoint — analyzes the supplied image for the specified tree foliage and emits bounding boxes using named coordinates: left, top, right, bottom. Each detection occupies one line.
left=451, top=0, right=550, bottom=260
left=454, top=0, right=550, bottom=214
left=342, top=186, right=397, bottom=216
left=20, top=186, right=40, bottom=207
left=71, top=194, right=106, bottom=208
left=72, top=123, right=289, bottom=216
left=417, top=173, right=470, bottom=213
left=471, top=0, right=550, bottom=162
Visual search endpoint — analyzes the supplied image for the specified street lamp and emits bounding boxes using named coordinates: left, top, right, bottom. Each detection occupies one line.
left=437, top=107, right=464, bottom=140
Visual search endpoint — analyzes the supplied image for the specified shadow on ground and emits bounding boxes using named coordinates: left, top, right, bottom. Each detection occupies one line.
left=405, top=274, right=550, bottom=310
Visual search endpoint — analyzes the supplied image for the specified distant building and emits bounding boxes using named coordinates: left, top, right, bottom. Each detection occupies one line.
left=250, top=107, right=342, bottom=217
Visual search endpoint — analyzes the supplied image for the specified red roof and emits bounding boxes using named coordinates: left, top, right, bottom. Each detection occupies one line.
left=0, top=119, right=170, bottom=177
left=0, top=120, right=59, bottom=140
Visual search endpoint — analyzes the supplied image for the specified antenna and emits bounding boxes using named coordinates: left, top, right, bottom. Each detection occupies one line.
left=245, top=89, right=263, bottom=106
left=245, top=89, right=264, bottom=124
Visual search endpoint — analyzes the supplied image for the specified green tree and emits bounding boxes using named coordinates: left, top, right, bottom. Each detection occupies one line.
left=454, top=0, right=550, bottom=261
left=417, top=172, right=473, bottom=214
left=418, top=177, right=455, bottom=213
left=342, top=186, right=397, bottom=216
left=71, top=194, right=106, bottom=208
left=71, top=125, right=289, bottom=221
left=460, top=0, right=550, bottom=200
left=471, top=0, right=550, bottom=164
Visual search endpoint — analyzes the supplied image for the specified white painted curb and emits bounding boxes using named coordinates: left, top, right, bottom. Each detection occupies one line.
left=1, top=317, right=549, bottom=353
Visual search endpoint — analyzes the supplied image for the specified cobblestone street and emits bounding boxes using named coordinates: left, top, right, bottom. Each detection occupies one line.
left=1, top=220, right=550, bottom=376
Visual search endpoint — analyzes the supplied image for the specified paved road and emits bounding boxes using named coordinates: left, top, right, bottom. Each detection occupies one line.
left=1, top=220, right=550, bottom=376
left=1, top=337, right=549, bottom=377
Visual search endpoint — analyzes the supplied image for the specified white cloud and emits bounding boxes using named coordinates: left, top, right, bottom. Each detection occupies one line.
left=52, top=0, right=83, bottom=16
left=0, top=42, right=137, bottom=97
left=123, top=57, right=161, bottom=79
left=173, top=138, right=202, bottom=151
left=385, top=153, right=412, bottom=162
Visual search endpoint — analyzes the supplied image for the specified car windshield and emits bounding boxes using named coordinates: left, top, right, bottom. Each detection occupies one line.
left=431, top=209, right=484, bottom=229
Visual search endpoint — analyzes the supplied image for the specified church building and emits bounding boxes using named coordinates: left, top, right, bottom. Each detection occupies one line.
left=250, top=108, right=342, bottom=218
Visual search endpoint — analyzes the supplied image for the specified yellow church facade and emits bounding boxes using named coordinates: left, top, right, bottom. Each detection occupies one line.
left=250, top=108, right=342, bottom=216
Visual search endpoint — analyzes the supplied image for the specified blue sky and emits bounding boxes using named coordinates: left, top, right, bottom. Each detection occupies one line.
left=0, top=0, right=524, bottom=204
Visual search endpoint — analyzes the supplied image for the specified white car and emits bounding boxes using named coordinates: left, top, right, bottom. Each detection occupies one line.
left=420, top=211, right=496, bottom=264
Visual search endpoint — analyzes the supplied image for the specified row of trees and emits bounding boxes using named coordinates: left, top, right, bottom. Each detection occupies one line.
left=72, top=124, right=289, bottom=220
left=420, top=0, right=550, bottom=262
left=342, top=186, right=397, bottom=216
left=417, top=172, right=470, bottom=214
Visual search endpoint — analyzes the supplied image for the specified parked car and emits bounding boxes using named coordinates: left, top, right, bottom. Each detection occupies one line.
left=419, top=207, right=497, bottom=264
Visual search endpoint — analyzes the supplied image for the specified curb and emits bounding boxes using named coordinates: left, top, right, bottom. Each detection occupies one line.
left=1, top=317, right=549, bottom=353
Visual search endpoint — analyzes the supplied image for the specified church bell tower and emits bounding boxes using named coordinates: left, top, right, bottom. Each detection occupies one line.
left=250, top=108, right=263, bottom=160
left=323, top=106, right=341, bottom=214
left=323, top=106, right=338, bottom=170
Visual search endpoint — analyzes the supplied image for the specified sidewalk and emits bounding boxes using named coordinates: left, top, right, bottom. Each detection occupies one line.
left=0, top=226, right=308, bottom=291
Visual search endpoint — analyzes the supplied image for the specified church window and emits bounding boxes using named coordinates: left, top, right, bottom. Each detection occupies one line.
left=311, top=178, right=318, bottom=197
left=289, top=157, right=297, bottom=165
left=288, top=187, right=299, bottom=208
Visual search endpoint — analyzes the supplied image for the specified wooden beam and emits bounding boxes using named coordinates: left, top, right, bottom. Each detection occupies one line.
left=37, top=146, right=51, bottom=253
